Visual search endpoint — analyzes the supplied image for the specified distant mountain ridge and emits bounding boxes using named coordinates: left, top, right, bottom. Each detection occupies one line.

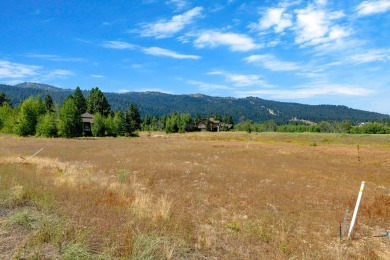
left=1, top=82, right=389, bottom=124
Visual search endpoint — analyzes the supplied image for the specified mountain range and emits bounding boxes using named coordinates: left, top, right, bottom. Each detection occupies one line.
left=1, top=82, right=389, bottom=124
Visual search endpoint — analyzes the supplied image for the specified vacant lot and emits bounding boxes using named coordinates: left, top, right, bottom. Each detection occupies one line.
left=1, top=132, right=389, bottom=259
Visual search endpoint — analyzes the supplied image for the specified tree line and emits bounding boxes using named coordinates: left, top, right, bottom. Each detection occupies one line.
left=1, top=89, right=390, bottom=137
left=234, top=119, right=390, bottom=134
left=0, top=89, right=234, bottom=137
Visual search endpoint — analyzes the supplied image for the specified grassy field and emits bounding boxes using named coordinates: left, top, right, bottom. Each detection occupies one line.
left=1, top=132, right=389, bottom=259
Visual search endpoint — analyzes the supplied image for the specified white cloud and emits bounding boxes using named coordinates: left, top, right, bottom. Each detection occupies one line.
left=187, top=80, right=231, bottom=91
left=0, top=60, right=41, bottom=78
left=244, top=54, right=302, bottom=71
left=251, top=7, right=292, bottom=33
left=0, top=60, right=74, bottom=82
left=139, top=7, right=203, bottom=38
left=102, top=41, right=137, bottom=50
left=208, top=71, right=271, bottom=87
left=236, top=85, right=373, bottom=99
left=25, top=53, right=86, bottom=62
left=193, top=30, right=261, bottom=52
left=142, top=47, right=201, bottom=59
left=90, top=74, right=104, bottom=78
left=118, top=89, right=131, bottom=93
left=166, top=0, right=188, bottom=11
left=293, top=3, right=349, bottom=47
left=348, top=49, right=390, bottom=64
left=48, top=69, right=73, bottom=76
left=356, top=0, right=390, bottom=16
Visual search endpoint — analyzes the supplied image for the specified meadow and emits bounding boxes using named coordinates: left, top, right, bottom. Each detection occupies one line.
left=0, top=132, right=389, bottom=259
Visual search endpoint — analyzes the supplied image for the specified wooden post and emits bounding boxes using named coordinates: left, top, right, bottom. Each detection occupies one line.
left=21, top=148, right=44, bottom=164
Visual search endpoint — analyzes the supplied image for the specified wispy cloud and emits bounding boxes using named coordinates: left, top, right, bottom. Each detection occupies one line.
left=0, top=60, right=41, bottom=78
left=348, top=49, right=390, bottom=64
left=0, top=60, right=75, bottom=83
left=25, top=53, right=86, bottom=62
left=187, top=80, right=231, bottom=91
left=193, top=30, right=261, bottom=52
left=143, top=47, right=201, bottom=59
left=208, top=71, right=272, bottom=87
left=244, top=54, right=302, bottom=71
left=356, top=0, right=390, bottom=16
left=250, top=6, right=292, bottom=33
left=49, top=69, right=73, bottom=76
left=235, top=84, right=374, bottom=99
left=44, top=69, right=74, bottom=80
left=166, top=0, right=189, bottom=11
left=139, top=7, right=203, bottom=38
left=102, top=41, right=137, bottom=50
left=102, top=40, right=200, bottom=59
left=90, top=74, right=104, bottom=78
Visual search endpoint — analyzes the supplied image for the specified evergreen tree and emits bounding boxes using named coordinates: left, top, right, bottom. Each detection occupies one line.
left=87, top=87, right=110, bottom=116
left=150, top=116, right=161, bottom=131
left=74, top=87, right=87, bottom=114
left=223, top=115, right=234, bottom=125
left=0, top=92, right=11, bottom=106
left=15, top=96, right=46, bottom=136
left=213, top=114, right=222, bottom=121
left=142, top=114, right=152, bottom=131
left=124, top=103, right=141, bottom=136
left=58, top=98, right=83, bottom=138
left=44, top=95, right=55, bottom=113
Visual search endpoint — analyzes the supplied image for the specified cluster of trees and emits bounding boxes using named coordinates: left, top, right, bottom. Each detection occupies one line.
left=3, top=82, right=389, bottom=124
left=0, top=88, right=143, bottom=138
left=2, top=89, right=390, bottom=137
left=0, top=89, right=235, bottom=137
left=234, top=119, right=390, bottom=134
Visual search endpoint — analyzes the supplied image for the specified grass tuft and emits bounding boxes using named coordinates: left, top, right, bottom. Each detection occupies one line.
left=7, top=209, right=38, bottom=230
left=62, top=243, right=92, bottom=260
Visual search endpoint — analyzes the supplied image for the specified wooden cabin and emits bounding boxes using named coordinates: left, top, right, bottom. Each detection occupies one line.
left=196, top=117, right=221, bottom=132
left=81, top=112, right=93, bottom=135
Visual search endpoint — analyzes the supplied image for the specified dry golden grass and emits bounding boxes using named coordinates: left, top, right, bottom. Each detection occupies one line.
left=1, top=132, right=390, bottom=258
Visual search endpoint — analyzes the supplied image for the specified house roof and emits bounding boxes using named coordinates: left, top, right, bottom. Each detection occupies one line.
left=81, top=112, right=93, bottom=118
left=209, top=117, right=220, bottom=124
left=81, top=112, right=94, bottom=123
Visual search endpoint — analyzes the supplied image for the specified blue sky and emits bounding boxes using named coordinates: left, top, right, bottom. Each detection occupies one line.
left=1, top=0, right=389, bottom=114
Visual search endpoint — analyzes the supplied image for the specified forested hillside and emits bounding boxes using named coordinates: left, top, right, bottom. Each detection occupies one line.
left=1, top=82, right=389, bottom=123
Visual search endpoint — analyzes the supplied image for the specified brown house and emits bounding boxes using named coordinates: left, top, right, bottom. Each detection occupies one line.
left=195, top=117, right=221, bottom=132
left=81, top=112, right=93, bottom=135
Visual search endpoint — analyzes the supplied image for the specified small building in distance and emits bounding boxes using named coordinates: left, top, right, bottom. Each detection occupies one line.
left=196, top=117, right=233, bottom=132
left=81, top=112, right=93, bottom=136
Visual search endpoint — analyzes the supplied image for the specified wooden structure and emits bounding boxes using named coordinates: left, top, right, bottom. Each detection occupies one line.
left=196, top=117, right=233, bottom=132
left=81, top=112, right=93, bottom=135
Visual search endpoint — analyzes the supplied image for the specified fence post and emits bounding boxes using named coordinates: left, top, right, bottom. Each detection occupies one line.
left=348, top=181, right=365, bottom=239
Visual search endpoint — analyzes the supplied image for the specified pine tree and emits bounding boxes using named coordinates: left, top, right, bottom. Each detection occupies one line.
left=74, top=87, right=87, bottom=114
left=125, top=103, right=141, bottom=136
left=44, top=95, right=55, bottom=113
left=87, top=87, right=110, bottom=116
left=0, top=92, right=11, bottom=107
